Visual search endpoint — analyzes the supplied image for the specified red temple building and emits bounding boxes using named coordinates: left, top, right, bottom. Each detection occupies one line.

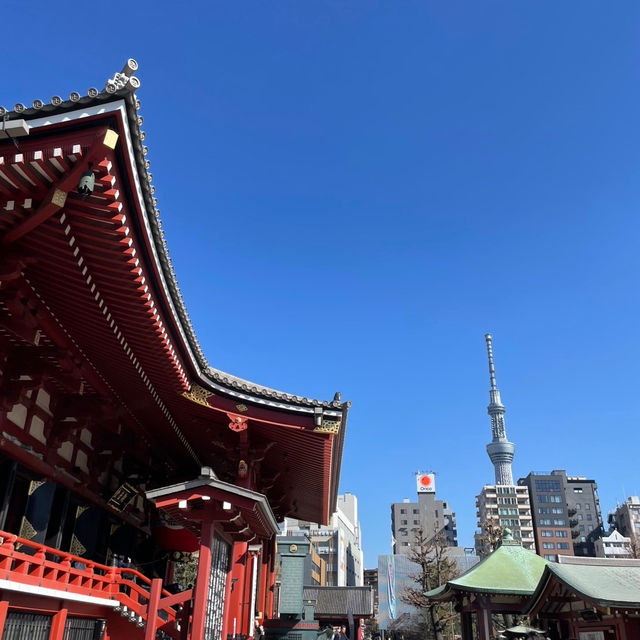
left=0, top=60, right=348, bottom=639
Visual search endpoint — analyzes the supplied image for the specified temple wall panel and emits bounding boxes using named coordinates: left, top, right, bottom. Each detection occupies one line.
left=6, top=403, right=28, bottom=429
left=57, top=441, right=73, bottom=462
left=75, top=449, right=89, bottom=473
left=80, top=427, right=92, bottom=447
left=35, top=388, right=51, bottom=413
left=29, top=414, right=46, bottom=443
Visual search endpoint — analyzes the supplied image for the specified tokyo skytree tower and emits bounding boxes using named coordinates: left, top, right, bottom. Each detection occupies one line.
left=484, top=334, right=515, bottom=485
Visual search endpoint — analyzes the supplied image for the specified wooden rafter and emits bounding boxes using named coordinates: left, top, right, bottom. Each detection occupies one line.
left=2, top=128, right=117, bottom=245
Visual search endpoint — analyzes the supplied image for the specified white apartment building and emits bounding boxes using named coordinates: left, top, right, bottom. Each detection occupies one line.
left=595, top=529, right=632, bottom=558
left=475, top=484, right=535, bottom=556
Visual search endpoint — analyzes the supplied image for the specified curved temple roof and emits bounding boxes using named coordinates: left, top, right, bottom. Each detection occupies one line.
left=1, top=60, right=348, bottom=415
left=528, top=562, right=640, bottom=611
left=426, top=542, right=548, bottom=600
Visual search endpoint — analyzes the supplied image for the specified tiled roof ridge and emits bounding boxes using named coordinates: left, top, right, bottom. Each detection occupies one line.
left=1, top=61, right=347, bottom=411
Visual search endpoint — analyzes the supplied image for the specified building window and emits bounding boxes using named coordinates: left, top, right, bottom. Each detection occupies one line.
left=413, top=520, right=420, bottom=525
left=574, top=488, right=583, bottom=493
left=587, top=514, right=592, bottom=521
left=542, top=542, right=555, bottom=549
left=413, top=509, right=419, bottom=514
left=553, top=519, right=566, bottom=526
left=581, top=536, right=587, bottom=542
left=541, top=530, right=553, bottom=537
left=498, top=487, right=516, bottom=495
left=544, top=554, right=558, bottom=561
left=539, top=519, right=552, bottom=525
left=550, top=496, right=562, bottom=503
left=400, top=509, right=406, bottom=514
left=538, top=507, right=550, bottom=514
left=538, top=496, right=549, bottom=503
left=579, top=525, right=585, bottom=532
left=555, top=531, right=568, bottom=538
left=575, top=503, right=581, bottom=509
left=577, top=514, right=583, bottom=521
left=535, top=480, right=562, bottom=493
left=557, top=542, right=570, bottom=550
left=585, top=504, right=591, bottom=510
left=401, top=520, right=407, bottom=525
left=552, top=508, right=564, bottom=514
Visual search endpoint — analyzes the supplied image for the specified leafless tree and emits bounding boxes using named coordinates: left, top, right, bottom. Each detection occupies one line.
left=477, top=518, right=503, bottom=557
left=400, top=526, right=459, bottom=640
left=627, top=533, right=640, bottom=559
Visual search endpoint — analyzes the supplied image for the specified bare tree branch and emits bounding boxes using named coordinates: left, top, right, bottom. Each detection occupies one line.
left=398, top=525, right=459, bottom=640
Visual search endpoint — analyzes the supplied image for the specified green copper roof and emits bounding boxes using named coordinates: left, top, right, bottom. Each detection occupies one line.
left=531, top=563, right=640, bottom=609
left=426, top=544, right=548, bottom=600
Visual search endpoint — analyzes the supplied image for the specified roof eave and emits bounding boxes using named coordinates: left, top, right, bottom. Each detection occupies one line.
left=3, top=60, right=349, bottom=414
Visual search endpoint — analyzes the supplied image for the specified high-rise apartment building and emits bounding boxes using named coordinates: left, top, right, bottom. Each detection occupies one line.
left=562, top=471, right=603, bottom=556
left=518, top=472, right=574, bottom=561
left=518, top=470, right=604, bottom=558
left=391, top=472, right=458, bottom=554
left=279, top=492, right=364, bottom=586
left=610, top=496, right=640, bottom=542
left=475, top=485, right=535, bottom=555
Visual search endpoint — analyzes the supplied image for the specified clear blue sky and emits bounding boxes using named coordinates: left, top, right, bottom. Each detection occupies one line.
left=4, top=1, right=640, bottom=567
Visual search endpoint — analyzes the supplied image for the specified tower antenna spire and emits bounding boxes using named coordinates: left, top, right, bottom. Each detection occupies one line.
left=483, top=334, right=515, bottom=485
left=485, top=333, right=498, bottom=390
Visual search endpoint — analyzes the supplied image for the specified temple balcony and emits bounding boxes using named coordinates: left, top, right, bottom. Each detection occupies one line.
left=0, top=530, right=191, bottom=639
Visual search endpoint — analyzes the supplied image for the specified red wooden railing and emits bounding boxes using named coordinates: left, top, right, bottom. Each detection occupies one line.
left=0, top=530, right=189, bottom=637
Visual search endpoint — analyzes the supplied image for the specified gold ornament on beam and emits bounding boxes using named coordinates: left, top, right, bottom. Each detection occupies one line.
left=182, top=383, right=214, bottom=408
left=313, top=419, right=341, bottom=435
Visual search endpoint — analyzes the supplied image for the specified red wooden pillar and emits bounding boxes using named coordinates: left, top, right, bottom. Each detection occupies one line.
left=221, top=550, right=236, bottom=640
left=144, top=578, right=163, bottom=640
left=265, top=538, right=276, bottom=619
left=356, top=618, right=363, bottom=640
left=225, top=541, right=248, bottom=637
left=257, top=540, right=269, bottom=620
left=48, top=609, right=68, bottom=640
left=191, top=519, right=215, bottom=640
left=0, top=601, right=8, bottom=640
left=240, top=544, right=253, bottom=635
left=475, top=605, right=492, bottom=640
left=460, top=611, right=473, bottom=640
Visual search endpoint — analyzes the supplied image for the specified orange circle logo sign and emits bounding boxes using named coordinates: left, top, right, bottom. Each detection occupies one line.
left=420, top=475, right=432, bottom=487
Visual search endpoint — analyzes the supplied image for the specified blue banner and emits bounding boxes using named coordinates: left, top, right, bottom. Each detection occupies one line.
left=386, top=555, right=396, bottom=619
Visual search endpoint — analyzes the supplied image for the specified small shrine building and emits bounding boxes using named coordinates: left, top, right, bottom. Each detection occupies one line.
left=425, top=532, right=547, bottom=640
left=527, top=558, right=640, bottom=639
